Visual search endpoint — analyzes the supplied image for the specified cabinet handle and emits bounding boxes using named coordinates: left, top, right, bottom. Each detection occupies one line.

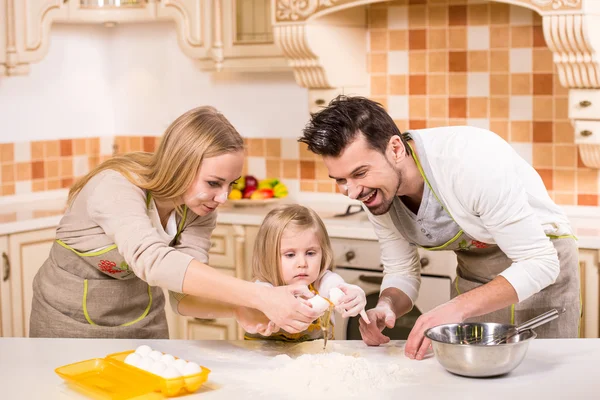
left=420, top=257, right=429, bottom=268
left=581, top=130, right=593, bottom=137
left=315, top=99, right=326, bottom=106
left=579, top=100, right=592, bottom=108
left=2, top=253, right=9, bottom=282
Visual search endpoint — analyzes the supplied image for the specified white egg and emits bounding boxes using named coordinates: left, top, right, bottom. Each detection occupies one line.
left=124, top=353, right=142, bottom=367
left=307, top=295, right=330, bottom=314
left=160, top=354, right=176, bottom=366
left=329, top=287, right=345, bottom=306
left=135, top=345, right=152, bottom=357
left=161, top=366, right=182, bottom=379
left=172, top=359, right=188, bottom=374
left=138, top=356, right=154, bottom=371
left=149, top=360, right=167, bottom=376
left=182, top=361, right=201, bottom=376
left=148, top=350, right=163, bottom=361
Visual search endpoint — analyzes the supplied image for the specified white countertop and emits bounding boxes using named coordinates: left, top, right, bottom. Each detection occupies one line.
left=1, top=191, right=600, bottom=248
left=1, top=337, right=598, bottom=399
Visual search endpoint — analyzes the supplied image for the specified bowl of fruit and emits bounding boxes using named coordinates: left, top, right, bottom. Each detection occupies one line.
left=228, top=175, right=288, bottom=206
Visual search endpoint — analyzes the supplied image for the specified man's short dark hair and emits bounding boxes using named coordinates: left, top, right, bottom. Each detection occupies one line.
left=299, top=95, right=410, bottom=157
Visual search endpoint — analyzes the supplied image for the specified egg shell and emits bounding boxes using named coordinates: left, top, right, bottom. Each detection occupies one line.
left=160, top=353, right=176, bottom=366
left=172, top=359, right=188, bottom=374
left=135, top=345, right=152, bottom=357
left=183, top=361, right=201, bottom=376
left=138, top=356, right=154, bottom=371
left=161, top=366, right=182, bottom=379
left=148, top=350, right=163, bottom=361
left=308, top=295, right=330, bottom=314
left=124, top=353, right=142, bottom=367
left=149, top=360, right=167, bottom=376
left=329, top=287, right=345, bottom=306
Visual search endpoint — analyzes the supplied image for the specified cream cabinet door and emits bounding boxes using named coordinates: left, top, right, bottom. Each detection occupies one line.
left=157, top=0, right=211, bottom=60
left=9, top=0, right=68, bottom=74
left=208, top=0, right=287, bottom=71
left=185, top=317, right=238, bottom=340
left=0, top=235, right=9, bottom=336
left=579, top=249, right=599, bottom=338
left=164, top=266, right=242, bottom=339
left=8, top=228, right=56, bottom=337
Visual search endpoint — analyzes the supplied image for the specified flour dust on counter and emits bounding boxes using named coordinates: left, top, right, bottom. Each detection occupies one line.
left=223, top=340, right=416, bottom=399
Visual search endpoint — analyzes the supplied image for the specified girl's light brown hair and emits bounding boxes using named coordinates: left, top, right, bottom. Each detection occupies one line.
left=252, top=204, right=334, bottom=286
left=67, top=106, right=244, bottom=212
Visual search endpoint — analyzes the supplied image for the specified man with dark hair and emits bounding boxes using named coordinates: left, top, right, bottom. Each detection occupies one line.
left=300, top=95, right=580, bottom=360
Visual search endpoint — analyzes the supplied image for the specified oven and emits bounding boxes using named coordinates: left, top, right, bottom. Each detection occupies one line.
left=330, top=236, right=456, bottom=340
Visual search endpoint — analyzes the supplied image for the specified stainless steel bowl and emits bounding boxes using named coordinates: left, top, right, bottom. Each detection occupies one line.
left=424, top=322, right=537, bottom=377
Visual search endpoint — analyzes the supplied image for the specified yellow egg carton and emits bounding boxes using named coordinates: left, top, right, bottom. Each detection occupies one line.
left=55, top=349, right=210, bottom=399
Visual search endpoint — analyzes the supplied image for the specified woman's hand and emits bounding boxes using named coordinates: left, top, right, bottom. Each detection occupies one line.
left=257, top=284, right=321, bottom=333
left=335, top=283, right=370, bottom=323
left=234, top=306, right=279, bottom=336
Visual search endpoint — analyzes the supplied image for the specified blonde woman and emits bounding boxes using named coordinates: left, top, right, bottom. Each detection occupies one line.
left=29, top=107, right=319, bottom=339
left=244, top=205, right=369, bottom=342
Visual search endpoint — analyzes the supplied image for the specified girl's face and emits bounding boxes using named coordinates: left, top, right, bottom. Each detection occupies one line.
left=182, top=150, right=243, bottom=216
left=279, top=226, right=323, bottom=286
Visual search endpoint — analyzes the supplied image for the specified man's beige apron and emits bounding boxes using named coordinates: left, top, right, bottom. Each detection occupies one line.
left=29, top=193, right=187, bottom=339
left=391, top=141, right=581, bottom=338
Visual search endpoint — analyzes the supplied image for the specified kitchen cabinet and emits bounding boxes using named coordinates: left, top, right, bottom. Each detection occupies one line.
left=579, top=248, right=599, bottom=338
left=0, top=235, right=8, bottom=336
left=3, top=228, right=56, bottom=337
left=66, top=0, right=157, bottom=24
left=158, top=0, right=287, bottom=71
left=0, top=0, right=6, bottom=75
left=1, top=0, right=286, bottom=75
left=4, top=0, right=69, bottom=76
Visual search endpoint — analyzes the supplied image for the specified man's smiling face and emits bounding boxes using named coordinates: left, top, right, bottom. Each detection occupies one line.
left=323, top=133, right=404, bottom=216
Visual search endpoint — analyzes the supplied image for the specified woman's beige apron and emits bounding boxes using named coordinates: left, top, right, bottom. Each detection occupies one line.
left=244, top=284, right=334, bottom=342
left=29, top=193, right=187, bottom=339
left=391, top=140, right=581, bottom=338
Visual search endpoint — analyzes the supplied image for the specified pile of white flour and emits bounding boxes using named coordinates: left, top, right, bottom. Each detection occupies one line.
left=235, top=351, right=415, bottom=399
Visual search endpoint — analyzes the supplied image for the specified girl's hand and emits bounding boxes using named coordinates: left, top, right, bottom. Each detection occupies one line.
left=335, top=283, right=370, bottom=323
left=258, top=284, right=321, bottom=333
left=234, top=306, right=279, bottom=336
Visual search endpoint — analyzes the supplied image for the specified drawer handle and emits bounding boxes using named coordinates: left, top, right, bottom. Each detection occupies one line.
left=2, top=253, right=9, bottom=282
left=581, top=130, right=593, bottom=137
left=579, top=100, right=592, bottom=108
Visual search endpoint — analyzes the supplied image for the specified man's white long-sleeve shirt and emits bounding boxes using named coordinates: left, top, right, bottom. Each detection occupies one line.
left=367, top=126, right=573, bottom=304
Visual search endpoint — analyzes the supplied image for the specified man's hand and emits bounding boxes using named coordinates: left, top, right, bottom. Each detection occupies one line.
left=258, top=284, right=321, bottom=333
left=359, top=303, right=397, bottom=346
left=405, top=301, right=465, bottom=360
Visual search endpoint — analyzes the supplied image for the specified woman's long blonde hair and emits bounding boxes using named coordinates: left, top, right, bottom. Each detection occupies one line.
left=252, top=204, right=334, bottom=287
left=68, top=106, right=244, bottom=209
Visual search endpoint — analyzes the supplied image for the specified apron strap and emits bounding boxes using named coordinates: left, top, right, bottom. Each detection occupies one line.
left=146, top=191, right=188, bottom=245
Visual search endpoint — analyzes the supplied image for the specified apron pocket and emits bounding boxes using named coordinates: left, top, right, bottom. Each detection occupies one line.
left=83, top=277, right=153, bottom=327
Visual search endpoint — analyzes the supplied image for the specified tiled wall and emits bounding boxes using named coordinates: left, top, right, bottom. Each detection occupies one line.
left=365, top=0, right=598, bottom=206
left=0, top=136, right=321, bottom=198
left=1, top=0, right=598, bottom=204
left=0, top=136, right=153, bottom=196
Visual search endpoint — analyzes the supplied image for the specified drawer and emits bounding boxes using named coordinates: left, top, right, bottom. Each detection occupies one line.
left=569, top=89, right=600, bottom=120
left=209, top=225, right=236, bottom=269
left=573, top=120, right=600, bottom=144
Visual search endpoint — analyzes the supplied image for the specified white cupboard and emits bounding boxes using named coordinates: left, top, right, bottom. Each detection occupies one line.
left=0, top=0, right=286, bottom=75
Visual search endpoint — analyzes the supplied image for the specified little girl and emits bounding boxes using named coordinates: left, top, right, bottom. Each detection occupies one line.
left=245, top=204, right=369, bottom=342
